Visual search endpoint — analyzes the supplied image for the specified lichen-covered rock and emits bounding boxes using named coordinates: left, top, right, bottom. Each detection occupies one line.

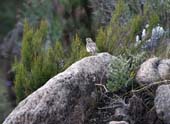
left=158, top=59, right=170, bottom=80
left=154, top=84, right=170, bottom=124
left=136, top=58, right=170, bottom=85
left=3, top=53, right=112, bottom=124
left=136, top=57, right=161, bottom=85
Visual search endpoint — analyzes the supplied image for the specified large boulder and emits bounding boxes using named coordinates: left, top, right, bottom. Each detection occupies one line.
left=154, top=84, right=170, bottom=124
left=3, top=53, right=112, bottom=124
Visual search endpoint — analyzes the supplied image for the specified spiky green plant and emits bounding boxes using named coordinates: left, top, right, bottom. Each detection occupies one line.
left=107, top=52, right=145, bottom=92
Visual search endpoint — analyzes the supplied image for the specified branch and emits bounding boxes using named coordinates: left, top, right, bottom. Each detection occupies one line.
left=95, top=83, right=109, bottom=92
left=132, top=80, right=170, bottom=93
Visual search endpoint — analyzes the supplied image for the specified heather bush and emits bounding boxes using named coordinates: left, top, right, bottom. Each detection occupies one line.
left=14, top=21, right=88, bottom=102
left=14, top=21, right=59, bottom=101
left=64, top=35, right=89, bottom=69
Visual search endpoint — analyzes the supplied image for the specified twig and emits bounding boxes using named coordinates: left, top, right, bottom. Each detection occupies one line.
left=132, top=80, right=170, bottom=93
left=98, top=106, right=115, bottom=110
left=95, top=83, right=109, bottom=92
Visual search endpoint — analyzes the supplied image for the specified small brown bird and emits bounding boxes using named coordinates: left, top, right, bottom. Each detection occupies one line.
left=86, top=38, right=98, bottom=55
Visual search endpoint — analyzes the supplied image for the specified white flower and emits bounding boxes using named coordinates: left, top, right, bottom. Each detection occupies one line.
left=136, top=35, right=140, bottom=43
left=135, top=35, right=141, bottom=47
left=151, top=25, right=164, bottom=39
left=142, top=28, right=146, bottom=40
left=145, top=24, right=149, bottom=29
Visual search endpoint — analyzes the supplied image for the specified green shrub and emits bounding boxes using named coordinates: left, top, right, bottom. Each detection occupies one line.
left=64, top=35, right=89, bottom=68
left=21, top=0, right=92, bottom=43
left=127, top=0, right=141, bottom=14
left=96, top=1, right=130, bottom=54
left=95, top=0, right=169, bottom=56
left=96, top=1, right=145, bottom=55
left=145, top=0, right=170, bottom=28
left=129, top=15, right=144, bottom=41
left=14, top=21, right=88, bottom=102
left=14, top=20, right=60, bottom=101
left=14, top=63, right=27, bottom=100
left=148, top=12, right=159, bottom=31
left=107, top=52, right=145, bottom=92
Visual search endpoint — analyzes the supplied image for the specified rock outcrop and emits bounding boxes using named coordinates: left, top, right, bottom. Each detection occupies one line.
left=3, top=53, right=112, bottom=124
left=109, top=121, right=129, bottom=124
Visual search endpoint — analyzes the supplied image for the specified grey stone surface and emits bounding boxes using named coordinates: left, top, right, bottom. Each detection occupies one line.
left=3, top=53, right=112, bottom=124
left=109, top=121, right=129, bottom=124
left=158, top=59, right=170, bottom=80
left=155, top=84, right=170, bottom=124
left=136, top=58, right=170, bottom=85
left=136, top=57, right=161, bottom=85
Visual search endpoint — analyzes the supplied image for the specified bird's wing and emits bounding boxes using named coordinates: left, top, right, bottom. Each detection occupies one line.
left=86, top=45, right=91, bottom=52
left=90, top=43, right=98, bottom=52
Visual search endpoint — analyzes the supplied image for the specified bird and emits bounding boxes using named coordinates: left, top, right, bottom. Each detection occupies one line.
left=86, top=37, right=98, bottom=55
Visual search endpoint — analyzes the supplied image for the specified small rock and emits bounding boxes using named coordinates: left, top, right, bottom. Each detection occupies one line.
left=129, top=94, right=144, bottom=122
left=109, top=121, right=129, bottom=124
left=136, top=57, right=161, bottom=85
left=158, top=59, right=170, bottom=80
left=136, top=57, right=170, bottom=86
